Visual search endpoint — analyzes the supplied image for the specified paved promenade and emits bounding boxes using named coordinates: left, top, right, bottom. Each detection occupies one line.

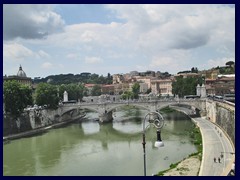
left=192, top=117, right=235, bottom=176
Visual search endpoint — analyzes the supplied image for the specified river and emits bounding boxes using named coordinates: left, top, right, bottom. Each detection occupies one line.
left=3, top=107, right=198, bottom=176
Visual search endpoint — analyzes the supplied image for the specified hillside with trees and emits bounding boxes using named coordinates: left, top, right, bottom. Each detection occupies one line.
left=33, top=73, right=113, bottom=85
left=214, top=61, right=235, bottom=74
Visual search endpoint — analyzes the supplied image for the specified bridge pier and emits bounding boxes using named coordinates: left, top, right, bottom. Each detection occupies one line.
left=99, top=111, right=113, bottom=123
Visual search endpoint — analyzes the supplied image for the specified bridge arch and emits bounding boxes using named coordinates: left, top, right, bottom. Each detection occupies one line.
left=154, top=100, right=205, bottom=113
left=106, top=103, right=151, bottom=113
left=78, top=107, right=100, bottom=113
left=60, top=106, right=100, bottom=116
left=158, top=103, right=197, bottom=110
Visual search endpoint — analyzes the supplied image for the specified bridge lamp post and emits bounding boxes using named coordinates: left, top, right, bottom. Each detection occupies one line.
left=142, top=111, right=164, bottom=176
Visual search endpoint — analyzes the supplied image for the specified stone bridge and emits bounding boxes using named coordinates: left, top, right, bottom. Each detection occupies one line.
left=59, top=99, right=206, bottom=123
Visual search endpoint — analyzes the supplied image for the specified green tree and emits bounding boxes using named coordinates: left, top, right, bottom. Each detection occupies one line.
left=107, top=73, right=113, bottom=84
left=91, top=85, right=102, bottom=96
left=33, top=72, right=113, bottom=85
left=191, top=67, right=198, bottom=73
left=172, top=76, right=199, bottom=97
left=97, top=75, right=106, bottom=84
left=58, top=83, right=87, bottom=101
left=121, top=91, right=134, bottom=100
left=226, top=61, right=235, bottom=67
left=4, top=80, right=33, bottom=116
left=132, top=82, right=140, bottom=99
left=35, top=83, right=59, bottom=109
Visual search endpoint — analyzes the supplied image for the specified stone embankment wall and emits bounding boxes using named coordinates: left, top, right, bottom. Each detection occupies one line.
left=206, top=100, right=235, bottom=145
left=3, top=108, right=78, bottom=136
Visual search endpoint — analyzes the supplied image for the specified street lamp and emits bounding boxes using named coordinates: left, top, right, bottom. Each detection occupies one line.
left=142, top=111, right=164, bottom=176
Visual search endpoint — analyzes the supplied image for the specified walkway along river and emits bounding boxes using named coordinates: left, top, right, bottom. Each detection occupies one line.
left=3, top=107, right=199, bottom=176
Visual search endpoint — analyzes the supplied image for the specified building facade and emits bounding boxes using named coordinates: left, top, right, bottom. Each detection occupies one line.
left=3, top=65, right=32, bottom=87
left=205, top=75, right=235, bottom=95
left=150, top=79, right=173, bottom=95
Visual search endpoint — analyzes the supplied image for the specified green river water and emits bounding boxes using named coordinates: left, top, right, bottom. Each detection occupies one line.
left=3, top=107, right=197, bottom=176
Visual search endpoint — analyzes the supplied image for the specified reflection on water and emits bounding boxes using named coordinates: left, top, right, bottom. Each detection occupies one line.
left=4, top=107, right=197, bottom=176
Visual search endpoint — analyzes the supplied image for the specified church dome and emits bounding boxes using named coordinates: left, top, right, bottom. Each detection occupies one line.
left=17, top=65, right=27, bottom=77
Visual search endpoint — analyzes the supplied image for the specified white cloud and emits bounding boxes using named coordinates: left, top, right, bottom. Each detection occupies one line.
left=45, top=4, right=234, bottom=61
left=58, top=64, right=64, bottom=68
left=41, top=62, right=53, bottom=69
left=3, top=4, right=65, bottom=40
left=66, top=53, right=79, bottom=59
left=84, top=56, right=103, bottom=64
left=81, top=30, right=98, bottom=42
left=37, top=50, right=50, bottom=59
left=150, top=56, right=173, bottom=67
left=149, top=56, right=181, bottom=74
left=3, top=43, right=51, bottom=62
left=3, top=4, right=235, bottom=77
left=3, top=43, right=34, bottom=60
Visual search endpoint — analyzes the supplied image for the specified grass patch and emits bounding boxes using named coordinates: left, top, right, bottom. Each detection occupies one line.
left=157, top=162, right=180, bottom=176
left=190, top=126, right=202, bottom=155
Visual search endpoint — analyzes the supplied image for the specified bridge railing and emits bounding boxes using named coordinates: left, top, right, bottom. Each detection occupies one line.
left=61, top=98, right=206, bottom=107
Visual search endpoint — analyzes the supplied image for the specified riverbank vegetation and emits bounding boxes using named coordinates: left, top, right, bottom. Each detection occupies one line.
left=35, top=83, right=59, bottom=109
left=3, top=81, right=33, bottom=116
left=159, top=106, right=177, bottom=114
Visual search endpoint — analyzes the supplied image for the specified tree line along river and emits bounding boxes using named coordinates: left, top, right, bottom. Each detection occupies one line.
left=3, top=107, right=198, bottom=176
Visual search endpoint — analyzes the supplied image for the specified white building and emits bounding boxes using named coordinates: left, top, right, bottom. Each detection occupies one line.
left=139, top=83, right=148, bottom=93
left=151, top=79, right=173, bottom=95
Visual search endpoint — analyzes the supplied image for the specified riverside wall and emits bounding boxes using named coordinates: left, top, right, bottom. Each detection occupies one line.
left=206, top=100, right=235, bottom=146
left=3, top=108, right=80, bottom=136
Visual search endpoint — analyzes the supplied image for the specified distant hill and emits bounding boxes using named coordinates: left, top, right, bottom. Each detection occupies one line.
left=33, top=73, right=112, bottom=85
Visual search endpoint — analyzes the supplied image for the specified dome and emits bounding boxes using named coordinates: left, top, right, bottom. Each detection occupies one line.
left=17, top=65, right=27, bottom=77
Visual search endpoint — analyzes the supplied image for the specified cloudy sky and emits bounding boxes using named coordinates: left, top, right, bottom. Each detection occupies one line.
left=3, top=4, right=235, bottom=78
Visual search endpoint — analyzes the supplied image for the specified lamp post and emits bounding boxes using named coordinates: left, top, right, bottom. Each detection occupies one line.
left=142, top=111, right=164, bottom=176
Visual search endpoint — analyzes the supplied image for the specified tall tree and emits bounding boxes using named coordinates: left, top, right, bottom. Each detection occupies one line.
left=35, top=83, right=59, bottom=109
left=58, top=83, right=87, bottom=101
left=172, top=76, right=199, bottom=97
left=91, top=85, right=102, bottom=96
left=132, top=83, right=140, bottom=99
left=4, top=80, right=33, bottom=116
left=226, top=61, right=235, bottom=67
left=121, top=91, right=134, bottom=100
left=191, top=67, right=198, bottom=73
left=107, top=73, right=112, bottom=84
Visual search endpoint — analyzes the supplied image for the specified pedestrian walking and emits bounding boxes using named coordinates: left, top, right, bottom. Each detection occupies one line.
left=221, top=154, right=224, bottom=158
left=218, top=157, right=221, bottom=163
left=214, top=157, right=216, bottom=163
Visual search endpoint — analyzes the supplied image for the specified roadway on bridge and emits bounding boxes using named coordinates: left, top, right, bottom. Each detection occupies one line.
left=192, top=117, right=235, bottom=176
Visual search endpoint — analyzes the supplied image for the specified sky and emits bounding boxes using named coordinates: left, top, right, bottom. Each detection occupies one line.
left=3, top=4, right=235, bottom=78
